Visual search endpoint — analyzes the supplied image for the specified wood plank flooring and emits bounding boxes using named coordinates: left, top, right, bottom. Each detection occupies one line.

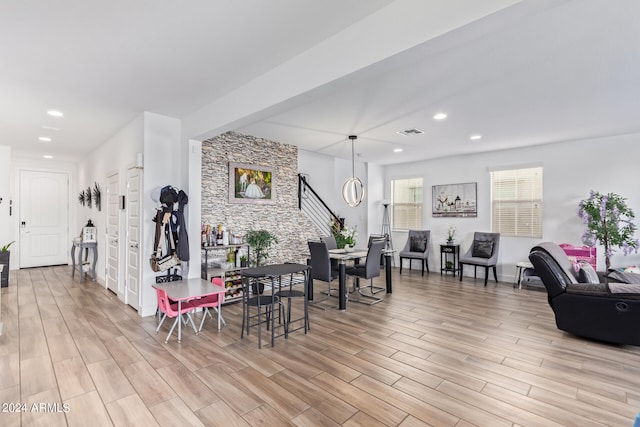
left=1, top=266, right=640, bottom=426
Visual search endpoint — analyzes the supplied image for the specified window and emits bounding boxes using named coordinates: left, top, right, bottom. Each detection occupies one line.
left=392, top=178, right=423, bottom=230
left=491, top=167, right=543, bottom=238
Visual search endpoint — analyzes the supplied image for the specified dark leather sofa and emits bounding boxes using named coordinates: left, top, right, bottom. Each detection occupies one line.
left=528, top=242, right=640, bottom=346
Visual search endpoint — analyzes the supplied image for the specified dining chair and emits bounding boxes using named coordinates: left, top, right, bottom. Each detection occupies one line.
left=155, top=288, right=198, bottom=342
left=308, top=241, right=339, bottom=308
left=368, top=233, right=387, bottom=266
left=192, top=277, right=226, bottom=332
left=274, top=267, right=310, bottom=336
left=240, top=273, right=282, bottom=349
left=321, top=234, right=338, bottom=250
left=345, top=240, right=386, bottom=304
left=459, top=232, right=500, bottom=286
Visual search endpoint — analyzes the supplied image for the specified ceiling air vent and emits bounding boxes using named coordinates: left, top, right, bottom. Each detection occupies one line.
left=396, top=128, right=424, bottom=136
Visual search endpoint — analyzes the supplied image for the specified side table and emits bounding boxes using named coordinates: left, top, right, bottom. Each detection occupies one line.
left=71, top=240, right=98, bottom=283
left=515, top=261, right=534, bottom=289
left=440, top=244, right=459, bottom=276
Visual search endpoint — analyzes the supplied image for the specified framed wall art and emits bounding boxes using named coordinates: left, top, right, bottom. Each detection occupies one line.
left=432, top=182, right=477, bottom=217
left=228, top=162, right=274, bottom=204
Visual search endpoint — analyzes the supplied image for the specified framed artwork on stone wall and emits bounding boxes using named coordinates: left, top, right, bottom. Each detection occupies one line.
left=228, top=162, right=275, bottom=204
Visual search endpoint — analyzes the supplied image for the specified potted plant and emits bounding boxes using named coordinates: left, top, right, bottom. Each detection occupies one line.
left=244, top=229, right=278, bottom=267
left=332, top=223, right=357, bottom=250
left=0, top=241, right=14, bottom=288
left=578, top=191, right=638, bottom=270
left=239, top=255, right=248, bottom=268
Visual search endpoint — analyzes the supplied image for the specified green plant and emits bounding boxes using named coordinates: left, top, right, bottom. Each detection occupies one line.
left=244, top=230, right=278, bottom=267
left=578, top=191, right=638, bottom=270
left=1, top=241, right=15, bottom=252
left=331, top=223, right=357, bottom=249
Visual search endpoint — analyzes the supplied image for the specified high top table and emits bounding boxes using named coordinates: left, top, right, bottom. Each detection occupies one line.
left=241, top=263, right=311, bottom=348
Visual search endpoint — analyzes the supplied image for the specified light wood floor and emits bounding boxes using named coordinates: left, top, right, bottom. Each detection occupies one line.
left=1, top=266, right=640, bottom=427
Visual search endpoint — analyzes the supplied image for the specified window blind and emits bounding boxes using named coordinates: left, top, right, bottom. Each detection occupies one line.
left=392, top=178, right=423, bottom=230
left=491, top=167, right=543, bottom=238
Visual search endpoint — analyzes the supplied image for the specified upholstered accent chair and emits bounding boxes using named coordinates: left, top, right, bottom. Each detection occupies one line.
left=399, top=230, right=430, bottom=276
left=459, top=232, right=500, bottom=286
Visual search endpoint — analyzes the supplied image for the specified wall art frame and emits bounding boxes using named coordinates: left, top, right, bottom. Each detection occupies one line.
left=432, top=182, right=477, bottom=217
left=228, top=162, right=274, bottom=204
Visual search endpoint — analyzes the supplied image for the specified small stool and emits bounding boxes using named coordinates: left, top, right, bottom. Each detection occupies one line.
left=515, top=261, right=533, bottom=289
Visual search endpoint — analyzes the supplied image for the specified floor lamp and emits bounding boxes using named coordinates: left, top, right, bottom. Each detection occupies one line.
left=381, top=201, right=394, bottom=266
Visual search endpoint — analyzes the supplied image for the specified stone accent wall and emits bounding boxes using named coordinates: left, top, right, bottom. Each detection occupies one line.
left=202, top=131, right=320, bottom=265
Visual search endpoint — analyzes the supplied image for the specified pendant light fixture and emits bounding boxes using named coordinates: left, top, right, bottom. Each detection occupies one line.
left=342, top=135, right=365, bottom=207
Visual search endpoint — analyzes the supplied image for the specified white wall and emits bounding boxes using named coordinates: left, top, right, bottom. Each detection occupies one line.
left=78, top=114, right=144, bottom=289
left=298, top=150, right=368, bottom=244
left=384, top=133, right=640, bottom=281
left=76, top=111, right=181, bottom=317
left=0, top=146, right=12, bottom=256
left=140, top=112, right=181, bottom=316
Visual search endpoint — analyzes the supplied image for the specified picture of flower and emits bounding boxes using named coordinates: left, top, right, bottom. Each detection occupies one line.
left=578, top=190, right=638, bottom=270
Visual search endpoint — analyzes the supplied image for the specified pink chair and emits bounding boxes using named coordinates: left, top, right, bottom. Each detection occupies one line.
left=191, top=278, right=226, bottom=331
left=155, top=288, right=198, bottom=342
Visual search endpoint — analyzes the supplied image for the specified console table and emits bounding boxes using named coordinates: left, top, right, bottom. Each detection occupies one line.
left=71, top=240, right=98, bottom=283
left=440, top=243, right=459, bottom=276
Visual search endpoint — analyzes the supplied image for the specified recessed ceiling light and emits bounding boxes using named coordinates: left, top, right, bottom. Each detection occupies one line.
left=47, top=110, right=64, bottom=117
left=433, top=113, right=447, bottom=120
left=470, top=135, right=482, bottom=140
left=38, top=136, right=52, bottom=142
left=43, top=155, right=53, bottom=159
left=41, top=125, right=61, bottom=131
left=393, top=148, right=403, bottom=153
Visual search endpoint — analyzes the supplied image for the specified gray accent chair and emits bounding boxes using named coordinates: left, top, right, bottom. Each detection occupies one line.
left=459, top=232, right=500, bottom=286
left=399, top=230, right=430, bottom=276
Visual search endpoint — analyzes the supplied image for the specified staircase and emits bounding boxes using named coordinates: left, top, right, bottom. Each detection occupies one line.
left=298, top=174, right=343, bottom=236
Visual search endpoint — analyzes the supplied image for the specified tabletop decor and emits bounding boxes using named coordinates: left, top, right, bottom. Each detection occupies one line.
left=578, top=190, right=638, bottom=270
left=333, top=224, right=357, bottom=249
left=446, top=224, right=456, bottom=244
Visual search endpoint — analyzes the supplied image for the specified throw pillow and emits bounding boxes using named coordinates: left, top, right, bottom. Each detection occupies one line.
left=410, top=236, right=427, bottom=252
left=472, top=240, right=493, bottom=258
left=577, top=260, right=599, bottom=284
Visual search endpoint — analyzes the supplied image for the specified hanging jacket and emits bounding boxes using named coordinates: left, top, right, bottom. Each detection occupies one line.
left=175, top=190, right=190, bottom=261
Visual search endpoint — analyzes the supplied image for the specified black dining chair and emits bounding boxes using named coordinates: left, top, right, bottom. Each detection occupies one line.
left=345, top=240, right=386, bottom=304
left=274, top=266, right=310, bottom=336
left=240, top=273, right=282, bottom=348
left=308, top=241, right=339, bottom=308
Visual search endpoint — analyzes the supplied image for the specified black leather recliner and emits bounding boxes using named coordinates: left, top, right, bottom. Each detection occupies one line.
left=528, top=242, right=640, bottom=346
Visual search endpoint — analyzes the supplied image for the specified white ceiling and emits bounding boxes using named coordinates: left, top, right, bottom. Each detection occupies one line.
left=3, top=0, right=640, bottom=165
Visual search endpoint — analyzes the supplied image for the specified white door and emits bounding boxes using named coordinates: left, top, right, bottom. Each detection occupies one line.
left=19, top=170, right=69, bottom=268
left=106, top=172, right=121, bottom=295
left=126, top=167, right=142, bottom=310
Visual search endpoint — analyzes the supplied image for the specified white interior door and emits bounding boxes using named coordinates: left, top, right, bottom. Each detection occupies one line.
left=19, top=170, right=69, bottom=268
left=126, top=167, right=142, bottom=310
left=106, top=172, right=121, bottom=295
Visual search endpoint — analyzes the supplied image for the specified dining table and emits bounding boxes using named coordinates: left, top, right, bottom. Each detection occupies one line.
left=152, top=277, right=226, bottom=342
left=328, top=248, right=395, bottom=310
